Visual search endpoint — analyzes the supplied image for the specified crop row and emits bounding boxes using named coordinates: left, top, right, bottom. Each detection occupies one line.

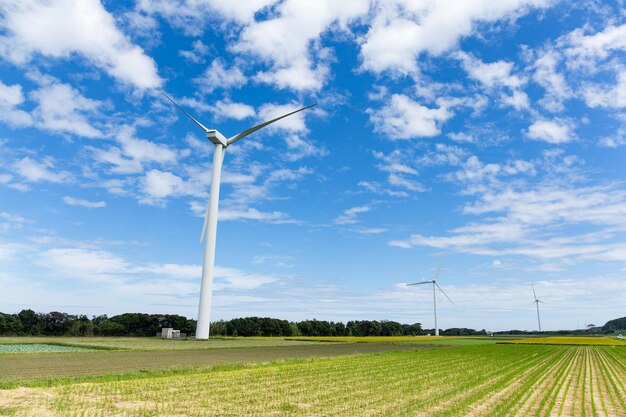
left=1, top=345, right=624, bottom=416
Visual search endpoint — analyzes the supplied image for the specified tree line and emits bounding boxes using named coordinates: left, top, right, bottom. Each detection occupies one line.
left=0, top=310, right=430, bottom=337
left=6, top=310, right=618, bottom=337
left=0, top=310, right=196, bottom=337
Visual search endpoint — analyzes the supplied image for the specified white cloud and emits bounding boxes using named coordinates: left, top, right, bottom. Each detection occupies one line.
left=211, top=100, right=255, bottom=121
left=31, top=82, right=102, bottom=138
left=369, top=149, right=426, bottom=194
left=194, top=59, right=247, bottom=93
left=0, top=81, right=32, bottom=127
left=92, top=125, right=179, bottom=174
left=0, top=212, right=31, bottom=232
left=334, top=205, right=370, bottom=225
left=218, top=207, right=296, bottom=223
left=582, top=69, right=626, bottom=109
left=359, top=0, right=550, bottom=76
left=214, top=266, right=279, bottom=290
left=178, top=40, right=210, bottom=63
left=369, top=94, right=452, bottom=139
left=283, top=134, right=328, bottom=161
left=115, top=125, right=178, bottom=165
left=140, top=169, right=189, bottom=203
left=0, top=0, right=162, bottom=89
left=252, top=255, right=295, bottom=268
left=457, top=52, right=528, bottom=110
left=562, top=23, right=626, bottom=68
left=137, top=0, right=275, bottom=30
left=232, top=0, right=369, bottom=91
left=390, top=183, right=626, bottom=264
left=500, top=90, right=530, bottom=111
left=458, top=52, right=524, bottom=89
left=531, top=49, right=572, bottom=112
left=0, top=242, right=31, bottom=261
left=38, top=248, right=129, bottom=280
left=257, top=102, right=310, bottom=133
left=14, top=157, right=69, bottom=183
left=526, top=119, right=575, bottom=144
left=62, top=196, right=106, bottom=208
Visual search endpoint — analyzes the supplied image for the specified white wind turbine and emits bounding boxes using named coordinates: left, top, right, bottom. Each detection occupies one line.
left=163, top=93, right=316, bottom=339
left=406, top=260, right=454, bottom=336
left=531, top=283, right=543, bottom=332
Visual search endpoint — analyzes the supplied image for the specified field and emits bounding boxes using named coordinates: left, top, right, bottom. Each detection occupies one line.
left=0, top=336, right=331, bottom=351
left=0, top=337, right=625, bottom=416
left=498, top=336, right=626, bottom=346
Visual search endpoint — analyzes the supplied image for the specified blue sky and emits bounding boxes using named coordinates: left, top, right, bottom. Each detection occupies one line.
left=1, top=0, right=625, bottom=331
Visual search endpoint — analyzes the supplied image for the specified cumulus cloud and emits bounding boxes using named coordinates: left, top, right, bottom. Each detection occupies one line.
left=136, top=0, right=275, bottom=30
left=526, top=119, right=575, bottom=144
left=140, top=169, right=189, bottom=203
left=359, top=0, right=550, bottom=76
left=369, top=94, right=451, bottom=139
left=232, top=0, right=369, bottom=91
left=210, top=100, right=255, bottom=121
left=562, top=23, right=626, bottom=68
left=582, top=69, right=626, bottom=109
left=531, top=49, right=572, bottom=112
left=0, top=0, right=162, bottom=89
left=31, top=82, right=102, bottom=138
left=257, top=102, right=311, bottom=133
left=0, top=81, right=32, bottom=127
left=13, top=157, right=70, bottom=183
left=194, top=59, right=247, bottom=93
left=92, top=125, right=179, bottom=174
left=457, top=52, right=528, bottom=110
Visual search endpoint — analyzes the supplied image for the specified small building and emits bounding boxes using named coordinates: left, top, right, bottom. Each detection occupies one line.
left=161, top=328, right=181, bottom=339
left=617, top=334, right=624, bottom=340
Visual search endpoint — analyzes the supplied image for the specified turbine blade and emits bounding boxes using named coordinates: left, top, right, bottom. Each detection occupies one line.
left=531, top=282, right=537, bottom=299
left=435, top=282, right=454, bottom=305
left=163, top=93, right=210, bottom=133
left=433, top=256, right=444, bottom=280
left=226, top=103, right=317, bottom=146
left=407, top=280, right=433, bottom=286
left=200, top=198, right=210, bottom=243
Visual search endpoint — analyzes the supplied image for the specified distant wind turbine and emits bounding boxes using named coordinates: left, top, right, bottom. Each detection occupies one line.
left=531, top=283, right=543, bottom=332
left=407, top=259, right=454, bottom=336
left=163, top=93, right=316, bottom=339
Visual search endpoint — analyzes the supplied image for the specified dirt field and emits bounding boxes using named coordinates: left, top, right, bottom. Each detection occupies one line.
left=0, top=342, right=434, bottom=386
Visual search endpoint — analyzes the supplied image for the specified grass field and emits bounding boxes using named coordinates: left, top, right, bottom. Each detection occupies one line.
left=1, top=343, right=624, bottom=416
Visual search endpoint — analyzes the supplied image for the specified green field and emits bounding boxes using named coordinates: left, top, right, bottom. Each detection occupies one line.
left=1, top=337, right=624, bottom=416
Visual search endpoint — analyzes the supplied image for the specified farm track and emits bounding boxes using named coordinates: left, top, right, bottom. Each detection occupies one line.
left=0, top=344, right=624, bottom=416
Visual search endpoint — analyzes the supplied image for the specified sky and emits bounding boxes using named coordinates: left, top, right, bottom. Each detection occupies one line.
left=0, top=0, right=625, bottom=332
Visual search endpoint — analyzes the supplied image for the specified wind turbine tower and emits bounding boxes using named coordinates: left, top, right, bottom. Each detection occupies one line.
left=164, top=93, right=315, bottom=339
left=407, top=260, right=454, bottom=336
left=531, top=283, right=543, bottom=332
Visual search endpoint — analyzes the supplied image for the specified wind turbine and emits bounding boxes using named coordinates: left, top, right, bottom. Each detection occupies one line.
left=531, top=283, right=543, bottom=332
left=163, top=93, right=316, bottom=339
left=407, top=260, right=454, bottom=336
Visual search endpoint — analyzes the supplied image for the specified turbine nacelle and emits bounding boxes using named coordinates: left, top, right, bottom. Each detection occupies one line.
left=206, top=130, right=228, bottom=147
